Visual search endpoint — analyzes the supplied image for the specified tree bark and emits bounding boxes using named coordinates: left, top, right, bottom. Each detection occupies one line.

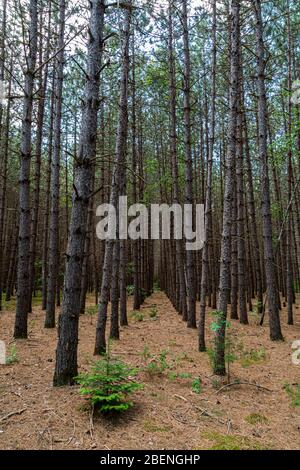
left=94, top=1, right=132, bottom=355
left=14, top=0, right=38, bottom=338
left=168, top=0, right=187, bottom=320
left=42, top=73, right=55, bottom=310
left=45, top=0, right=66, bottom=328
left=213, top=0, right=240, bottom=375
left=28, top=4, right=51, bottom=314
left=53, top=0, right=105, bottom=386
left=182, top=0, right=196, bottom=328
left=198, top=0, right=216, bottom=350
left=252, top=0, right=283, bottom=341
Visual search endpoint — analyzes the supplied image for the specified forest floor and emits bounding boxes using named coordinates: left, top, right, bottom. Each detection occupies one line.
left=0, top=291, right=299, bottom=450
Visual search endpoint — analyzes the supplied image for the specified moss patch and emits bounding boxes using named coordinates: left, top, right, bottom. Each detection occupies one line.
left=284, top=383, right=300, bottom=407
left=245, top=413, right=269, bottom=425
left=240, top=348, right=266, bottom=368
left=143, top=420, right=172, bottom=433
left=202, top=431, right=267, bottom=450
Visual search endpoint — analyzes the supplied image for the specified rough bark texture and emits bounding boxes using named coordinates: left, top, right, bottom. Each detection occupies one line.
left=286, top=2, right=294, bottom=325
left=28, top=4, right=51, bottom=314
left=252, top=0, right=283, bottom=341
left=213, top=0, right=240, bottom=375
left=14, top=0, right=38, bottom=338
left=94, top=2, right=132, bottom=355
left=131, top=32, right=141, bottom=312
left=168, top=0, right=187, bottom=321
left=42, top=75, right=55, bottom=310
left=110, top=239, right=120, bottom=339
left=243, top=108, right=263, bottom=313
left=53, top=0, right=105, bottom=386
left=0, top=0, right=7, bottom=134
left=182, top=0, right=196, bottom=328
left=199, top=0, right=216, bottom=350
left=45, top=0, right=66, bottom=328
left=230, top=171, right=238, bottom=319
left=79, top=172, right=95, bottom=315
left=0, top=61, right=11, bottom=312
left=236, top=54, right=248, bottom=324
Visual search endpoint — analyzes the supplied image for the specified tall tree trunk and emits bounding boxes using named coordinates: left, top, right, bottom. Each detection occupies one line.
left=252, top=0, right=283, bottom=341
left=94, top=2, right=132, bottom=355
left=236, top=50, right=248, bottom=324
left=110, top=238, right=120, bottom=339
left=168, top=0, right=187, bottom=320
left=0, top=0, right=7, bottom=311
left=213, top=0, right=240, bottom=376
left=286, top=0, right=294, bottom=325
left=182, top=0, right=196, bottom=328
left=28, top=4, right=51, bottom=314
left=79, top=171, right=95, bottom=314
left=53, top=0, right=105, bottom=386
left=41, top=73, right=55, bottom=310
left=14, top=0, right=38, bottom=338
left=131, top=30, right=141, bottom=311
left=45, top=0, right=66, bottom=328
left=6, top=216, right=18, bottom=302
left=0, top=0, right=7, bottom=135
left=230, top=171, right=238, bottom=319
left=119, top=165, right=128, bottom=325
left=0, top=61, right=11, bottom=311
left=198, top=0, right=216, bottom=350
left=243, top=108, right=263, bottom=313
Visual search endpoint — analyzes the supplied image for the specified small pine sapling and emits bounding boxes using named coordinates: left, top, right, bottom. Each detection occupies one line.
left=76, top=344, right=142, bottom=413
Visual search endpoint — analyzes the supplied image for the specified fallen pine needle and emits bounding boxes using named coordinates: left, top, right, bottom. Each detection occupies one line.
left=174, top=394, right=188, bottom=402
left=0, top=408, right=27, bottom=422
left=174, top=394, right=225, bottom=425
left=216, top=381, right=274, bottom=394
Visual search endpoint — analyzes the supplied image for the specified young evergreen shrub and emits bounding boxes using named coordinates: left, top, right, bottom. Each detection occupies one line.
left=6, top=344, right=18, bottom=365
left=76, top=356, right=142, bottom=413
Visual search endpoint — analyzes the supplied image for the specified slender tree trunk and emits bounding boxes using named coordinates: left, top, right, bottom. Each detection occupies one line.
left=230, top=171, right=238, bottom=319
left=182, top=0, right=196, bottom=328
left=131, top=31, right=141, bottom=311
left=252, top=0, right=283, bottom=341
left=213, top=0, right=240, bottom=376
left=6, top=217, right=18, bottom=302
left=243, top=108, right=263, bottom=313
left=0, top=0, right=7, bottom=135
left=119, top=165, right=127, bottom=325
left=110, top=238, right=120, bottom=339
left=236, top=53, right=248, bottom=324
left=53, top=0, right=105, bottom=386
left=0, top=62, right=11, bottom=311
left=119, top=237, right=128, bottom=326
left=28, top=4, right=51, bottom=313
left=94, top=2, right=132, bottom=355
left=41, top=74, right=55, bottom=310
left=45, top=0, right=66, bottom=328
left=168, top=0, right=187, bottom=320
left=286, top=0, right=294, bottom=325
left=14, top=0, right=38, bottom=338
left=198, top=0, right=216, bottom=350
left=79, top=171, right=95, bottom=314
